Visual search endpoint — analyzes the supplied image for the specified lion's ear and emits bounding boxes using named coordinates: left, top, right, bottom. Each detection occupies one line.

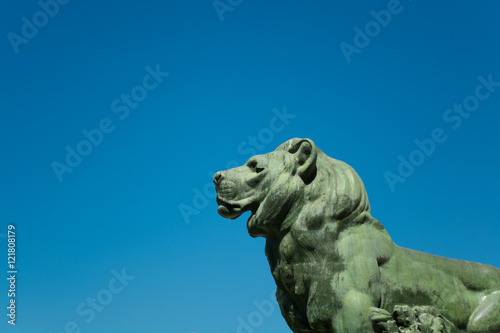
left=289, top=139, right=317, bottom=183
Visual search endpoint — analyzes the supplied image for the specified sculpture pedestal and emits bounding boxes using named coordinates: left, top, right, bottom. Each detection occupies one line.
left=371, top=305, right=455, bottom=333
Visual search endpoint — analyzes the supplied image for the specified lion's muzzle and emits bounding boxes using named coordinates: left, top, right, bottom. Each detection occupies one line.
left=214, top=171, right=245, bottom=219
left=213, top=171, right=223, bottom=187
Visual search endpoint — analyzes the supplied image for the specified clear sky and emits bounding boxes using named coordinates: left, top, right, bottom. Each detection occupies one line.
left=1, top=1, right=499, bottom=332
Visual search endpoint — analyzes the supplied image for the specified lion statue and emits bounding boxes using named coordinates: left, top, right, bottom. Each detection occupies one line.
left=213, top=138, right=500, bottom=333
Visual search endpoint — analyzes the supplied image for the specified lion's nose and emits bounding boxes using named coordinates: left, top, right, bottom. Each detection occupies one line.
left=213, top=171, right=223, bottom=186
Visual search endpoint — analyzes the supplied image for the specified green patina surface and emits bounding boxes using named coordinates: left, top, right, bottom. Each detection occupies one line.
left=214, top=138, right=500, bottom=333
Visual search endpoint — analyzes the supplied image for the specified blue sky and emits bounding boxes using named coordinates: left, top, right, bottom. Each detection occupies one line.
left=1, top=0, right=499, bottom=332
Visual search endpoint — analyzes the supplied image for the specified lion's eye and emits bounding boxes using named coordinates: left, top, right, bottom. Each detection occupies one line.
left=256, top=167, right=265, bottom=173
left=247, top=160, right=257, bottom=169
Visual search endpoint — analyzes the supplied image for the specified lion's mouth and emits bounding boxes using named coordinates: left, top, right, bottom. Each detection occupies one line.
left=216, top=197, right=244, bottom=219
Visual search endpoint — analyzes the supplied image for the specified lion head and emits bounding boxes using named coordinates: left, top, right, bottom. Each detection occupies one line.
left=214, top=138, right=374, bottom=238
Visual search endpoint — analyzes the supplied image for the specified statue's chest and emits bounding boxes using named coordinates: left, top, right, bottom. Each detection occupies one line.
left=267, top=234, right=344, bottom=302
left=270, top=237, right=313, bottom=294
left=273, top=261, right=311, bottom=297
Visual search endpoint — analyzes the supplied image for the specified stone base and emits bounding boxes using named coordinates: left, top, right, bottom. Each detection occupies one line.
left=371, top=305, right=456, bottom=333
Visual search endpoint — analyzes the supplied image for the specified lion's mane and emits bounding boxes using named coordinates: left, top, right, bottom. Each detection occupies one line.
left=275, top=138, right=374, bottom=231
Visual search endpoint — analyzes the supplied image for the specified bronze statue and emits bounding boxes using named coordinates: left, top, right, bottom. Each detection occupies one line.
left=214, top=138, right=500, bottom=333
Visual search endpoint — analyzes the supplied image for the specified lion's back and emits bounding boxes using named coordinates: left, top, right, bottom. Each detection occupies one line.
left=383, top=246, right=500, bottom=300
